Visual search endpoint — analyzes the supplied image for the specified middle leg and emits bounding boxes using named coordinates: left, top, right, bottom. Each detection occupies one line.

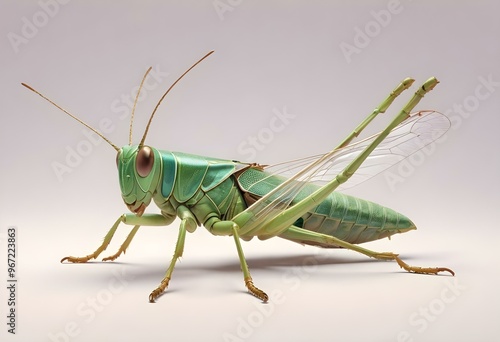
left=207, top=218, right=268, bottom=302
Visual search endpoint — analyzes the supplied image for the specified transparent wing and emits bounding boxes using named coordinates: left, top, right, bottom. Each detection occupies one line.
left=234, top=110, right=450, bottom=232
left=264, top=110, right=451, bottom=191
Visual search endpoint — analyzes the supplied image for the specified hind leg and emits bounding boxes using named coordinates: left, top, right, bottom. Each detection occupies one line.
left=280, top=226, right=454, bottom=275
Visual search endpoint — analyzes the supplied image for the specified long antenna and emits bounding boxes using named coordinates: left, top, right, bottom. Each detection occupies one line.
left=21, top=83, right=120, bottom=151
left=129, top=66, right=152, bottom=145
left=139, top=50, right=215, bottom=146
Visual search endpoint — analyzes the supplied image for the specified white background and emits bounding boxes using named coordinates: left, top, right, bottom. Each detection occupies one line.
left=1, top=1, right=499, bottom=341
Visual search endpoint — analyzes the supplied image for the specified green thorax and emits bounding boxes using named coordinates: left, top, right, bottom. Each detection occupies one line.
left=158, top=150, right=246, bottom=203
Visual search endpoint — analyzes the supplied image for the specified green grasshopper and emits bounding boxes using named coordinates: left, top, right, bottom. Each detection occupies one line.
left=23, top=51, right=454, bottom=303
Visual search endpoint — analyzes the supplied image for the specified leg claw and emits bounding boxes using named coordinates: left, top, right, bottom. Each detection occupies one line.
left=102, top=252, right=122, bottom=262
left=395, top=256, right=455, bottom=276
left=245, top=278, right=269, bottom=302
left=149, top=278, right=170, bottom=303
left=60, top=255, right=95, bottom=263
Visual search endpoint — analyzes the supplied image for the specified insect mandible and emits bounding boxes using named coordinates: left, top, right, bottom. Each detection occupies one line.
left=22, top=51, right=454, bottom=303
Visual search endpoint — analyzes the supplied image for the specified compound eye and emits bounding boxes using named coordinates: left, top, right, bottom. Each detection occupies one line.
left=136, top=146, right=154, bottom=177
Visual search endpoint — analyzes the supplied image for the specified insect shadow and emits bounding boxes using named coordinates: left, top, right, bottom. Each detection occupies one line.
left=108, top=252, right=424, bottom=284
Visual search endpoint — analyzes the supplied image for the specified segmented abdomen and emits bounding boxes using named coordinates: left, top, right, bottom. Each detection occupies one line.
left=237, top=168, right=416, bottom=246
left=293, top=191, right=415, bottom=246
